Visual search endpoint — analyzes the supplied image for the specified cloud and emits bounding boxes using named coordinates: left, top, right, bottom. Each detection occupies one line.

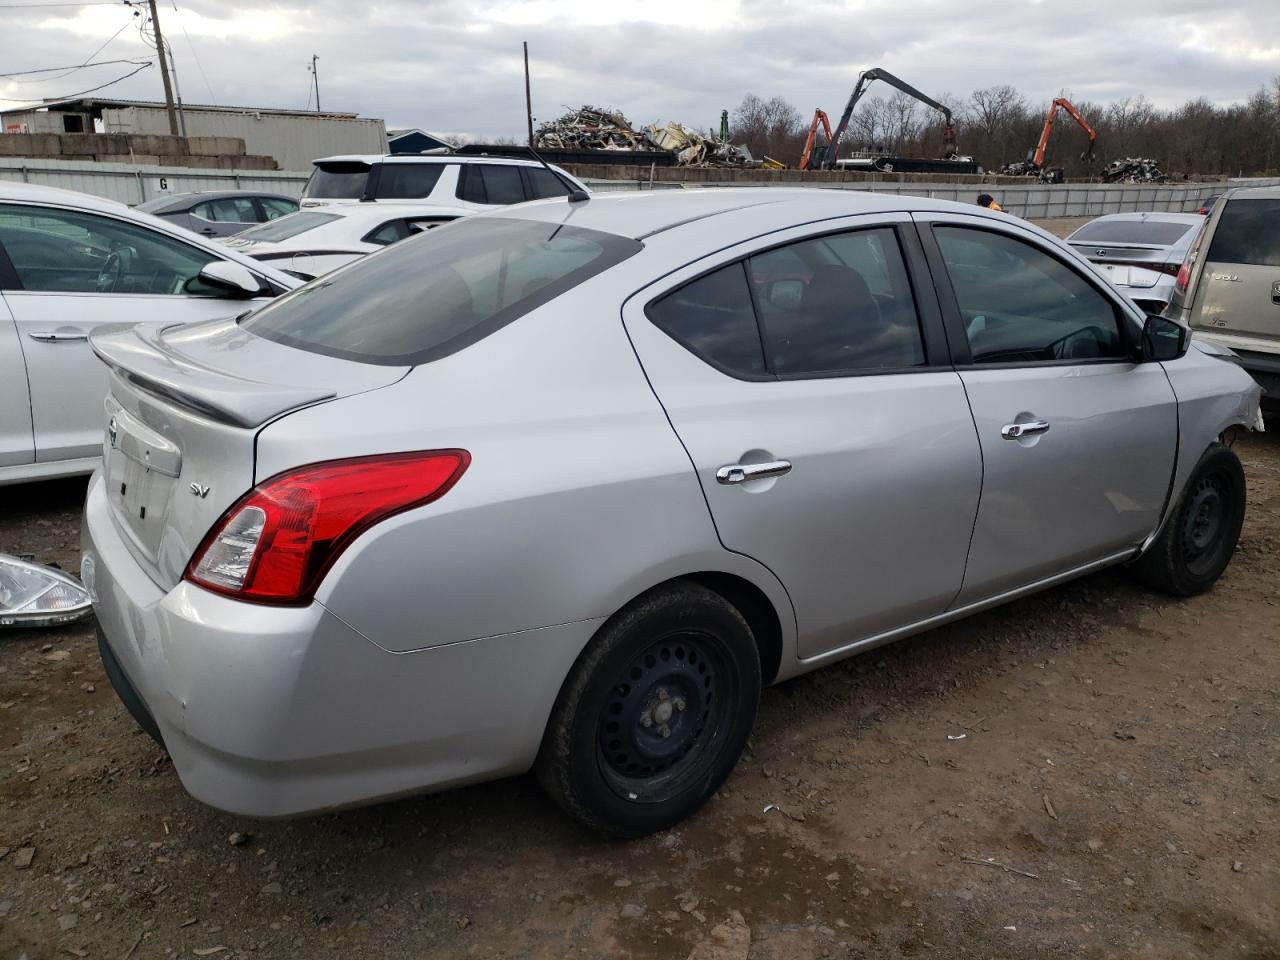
left=2, top=0, right=1277, bottom=141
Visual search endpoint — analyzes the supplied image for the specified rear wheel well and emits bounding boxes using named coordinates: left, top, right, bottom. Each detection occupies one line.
left=681, top=572, right=784, bottom=686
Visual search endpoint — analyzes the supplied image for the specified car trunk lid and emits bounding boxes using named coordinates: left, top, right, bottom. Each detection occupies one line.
left=92, top=316, right=409, bottom=590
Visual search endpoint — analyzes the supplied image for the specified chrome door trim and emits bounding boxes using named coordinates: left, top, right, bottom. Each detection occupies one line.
left=1000, top=420, right=1050, bottom=439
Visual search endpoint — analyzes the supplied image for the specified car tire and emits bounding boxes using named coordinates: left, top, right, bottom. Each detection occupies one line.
left=536, top=583, right=761, bottom=838
left=1132, top=443, right=1246, bottom=597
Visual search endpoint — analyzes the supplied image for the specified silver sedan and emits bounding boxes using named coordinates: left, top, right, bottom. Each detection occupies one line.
left=82, top=189, right=1262, bottom=836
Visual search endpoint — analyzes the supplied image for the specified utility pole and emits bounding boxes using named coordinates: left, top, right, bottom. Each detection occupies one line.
left=310, top=54, right=321, bottom=112
left=523, top=41, right=533, bottom=147
left=165, top=38, right=187, bottom=137
left=148, top=0, right=179, bottom=135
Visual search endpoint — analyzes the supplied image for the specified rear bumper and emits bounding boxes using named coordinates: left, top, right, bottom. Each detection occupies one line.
left=1233, top=349, right=1280, bottom=397
left=82, top=470, right=600, bottom=817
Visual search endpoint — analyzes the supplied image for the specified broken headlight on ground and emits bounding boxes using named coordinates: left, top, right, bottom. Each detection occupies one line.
left=0, top=554, right=93, bottom=628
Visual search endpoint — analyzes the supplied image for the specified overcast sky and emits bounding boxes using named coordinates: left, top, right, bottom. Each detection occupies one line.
left=2, top=0, right=1278, bottom=139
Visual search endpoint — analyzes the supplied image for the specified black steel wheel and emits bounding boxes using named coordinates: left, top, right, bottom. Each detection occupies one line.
left=537, top=583, right=761, bottom=837
left=1133, top=443, right=1246, bottom=597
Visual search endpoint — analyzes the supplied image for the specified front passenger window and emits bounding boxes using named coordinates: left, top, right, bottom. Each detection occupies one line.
left=0, top=203, right=238, bottom=297
left=935, top=226, right=1125, bottom=364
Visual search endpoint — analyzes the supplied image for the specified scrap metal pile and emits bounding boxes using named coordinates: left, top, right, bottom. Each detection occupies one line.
left=535, top=106, right=753, bottom=167
left=1102, top=157, right=1168, bottom=183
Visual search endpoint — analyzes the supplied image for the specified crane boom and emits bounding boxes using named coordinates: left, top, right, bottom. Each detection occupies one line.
left=1033, top=97, right=1097, bottom=168
left=821, top=67, right=958, bottom=170
left=798, top=109, right=835, bottom=171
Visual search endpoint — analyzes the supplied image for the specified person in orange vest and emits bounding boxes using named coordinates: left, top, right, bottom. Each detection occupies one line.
left=977, top=193, right=1004, bottom=212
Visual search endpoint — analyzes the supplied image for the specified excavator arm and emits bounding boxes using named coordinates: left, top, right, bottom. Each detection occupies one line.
left=799, top=109, right=835, bottom=171
left=1032, top=97, right=1097, bottom=168
left=821, top=67, right=958, bottom=170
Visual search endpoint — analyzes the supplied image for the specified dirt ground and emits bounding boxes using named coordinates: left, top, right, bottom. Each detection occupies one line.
left=2, top=219, right=1278, bottom=960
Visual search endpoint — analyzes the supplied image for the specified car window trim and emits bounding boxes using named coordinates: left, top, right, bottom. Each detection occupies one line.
left=643, top=219, right=948, bottom=382
left=915, top=216, right=1141, bottom=369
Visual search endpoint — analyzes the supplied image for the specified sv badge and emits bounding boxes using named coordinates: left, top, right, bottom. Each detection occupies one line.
left=189, top=482, right=211, bottom=499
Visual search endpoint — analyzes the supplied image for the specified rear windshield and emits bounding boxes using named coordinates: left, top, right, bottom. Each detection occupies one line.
left=1206, top=198, right=1280, bottom=267
left=235, top=211, right=340, bottom=243
left=240, top=217, right=643, bottom=365
left=135, top=195, right=186, bottom=213
left=1070, top=219, right=1196, bottom=246
left=303, top=162, right=370, bottom=200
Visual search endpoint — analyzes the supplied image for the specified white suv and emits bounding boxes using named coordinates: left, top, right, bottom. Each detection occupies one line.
left=299, top=155, right=589, bottom=209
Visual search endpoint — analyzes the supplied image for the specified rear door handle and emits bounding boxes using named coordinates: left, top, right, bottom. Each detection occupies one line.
left=1001, top=420, right=1050, bottom=440
left=28, top=331, right=88, bottom=343
left=716, top=460, right=792, bottom=484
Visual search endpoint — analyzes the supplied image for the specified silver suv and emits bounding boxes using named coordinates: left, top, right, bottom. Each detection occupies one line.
left=1166, top=185, right=1280, bottom=397
left=299, top=154, right=589, bottom=210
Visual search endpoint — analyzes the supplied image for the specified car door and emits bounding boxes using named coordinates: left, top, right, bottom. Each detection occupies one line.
left=622, top=215, right=983, bottom=661
left=915, top=212, right=1179, bottom=605
left=0, top=201, right=273, bottom=465
left=0, top=252, right=34, bottom=471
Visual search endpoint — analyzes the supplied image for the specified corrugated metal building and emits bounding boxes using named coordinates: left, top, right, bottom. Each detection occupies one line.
left=1, top=98, right=387, bottom=172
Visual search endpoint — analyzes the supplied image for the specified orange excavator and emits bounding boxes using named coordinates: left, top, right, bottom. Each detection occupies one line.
left=1001, top=97, right=1097, bottom=182
left=798, top=109, right=834, bottom=171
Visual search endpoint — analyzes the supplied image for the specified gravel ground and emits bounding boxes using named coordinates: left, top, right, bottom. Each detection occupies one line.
left=1, top=219, right=1277, bottom=960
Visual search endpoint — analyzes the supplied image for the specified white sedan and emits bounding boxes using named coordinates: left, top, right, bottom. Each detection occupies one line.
left=0, top=182, right=301, bottom=486
left=220, top=203, right=471, bottom=280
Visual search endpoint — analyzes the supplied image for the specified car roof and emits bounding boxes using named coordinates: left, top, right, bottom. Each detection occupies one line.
left=313, top=154, right=552, bottom=168
left=1, top=180, right=130, bottom=214
left=1077, top=212, right=1204, bottom=225
left=137, top=190, right=297, bottom=212
left=1226, top=185, right=1280, bottom=200
left=483, top=188, right=991, bottom=241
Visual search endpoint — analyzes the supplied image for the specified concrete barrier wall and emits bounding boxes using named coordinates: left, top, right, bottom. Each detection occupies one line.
left=0, top=158, right=309, bottom=205
left=3, top=157, right=1277, bottom=217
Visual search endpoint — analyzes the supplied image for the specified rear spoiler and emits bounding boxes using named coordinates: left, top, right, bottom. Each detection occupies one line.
left=91, top=320, right=335, bottom=428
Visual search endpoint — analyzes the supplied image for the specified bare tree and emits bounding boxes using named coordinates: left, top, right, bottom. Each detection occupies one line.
left=732, top=93, right=804, bottom=162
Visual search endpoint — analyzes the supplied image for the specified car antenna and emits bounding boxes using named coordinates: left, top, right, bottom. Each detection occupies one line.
left=523, top=144, right=590, bottom=203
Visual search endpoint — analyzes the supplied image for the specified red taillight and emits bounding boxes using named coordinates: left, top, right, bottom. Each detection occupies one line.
left=185, top=450, right=469, bottom=604
left=1175, top=262, right=1190, bottom=293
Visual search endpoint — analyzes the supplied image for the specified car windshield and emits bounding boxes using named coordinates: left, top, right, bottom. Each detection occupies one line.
left=1206, top=198, right=1280, bottom=268
left=303, top=162, right=371, bottom=200
left=240, top=216, right=642, bottom=365
left=236, top=211, right=341, bottom=243
left=1070, top=219, right=1196, bottom=247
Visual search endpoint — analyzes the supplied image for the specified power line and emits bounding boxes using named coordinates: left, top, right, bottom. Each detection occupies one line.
left=0, top=2, right=127, bottom=8
left=1, top=60, right=152, bottom=104
left=170, top=1, right=214, bottom=105
left=0, top=57, right=151, bottom=80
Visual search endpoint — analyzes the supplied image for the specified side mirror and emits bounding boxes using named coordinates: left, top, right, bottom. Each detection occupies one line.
left=1141, top=314, right=1189, bottom=362
left=199, top=260, right=263, bottom=298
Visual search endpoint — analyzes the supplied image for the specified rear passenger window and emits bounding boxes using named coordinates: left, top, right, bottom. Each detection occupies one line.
left=747, top=228, right=925, bottom=374
left=648, top=264, right=765, bottom=377
left=457, top=165, right=526, bottom=205
left=374, top=164, right=444, bottom=199
left=935, top=226, right=1125, bottom=364
left=1206, top=198, right=1280, bottom=267
left=526, top=168, right=571, bottom=199
left=364, top=219, right=408, bottom=246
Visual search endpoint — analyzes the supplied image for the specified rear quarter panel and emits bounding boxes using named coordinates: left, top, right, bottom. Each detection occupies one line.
left=254, top=260, right=798, bottom=665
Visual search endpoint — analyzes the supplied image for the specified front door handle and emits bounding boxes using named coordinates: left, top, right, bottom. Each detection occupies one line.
left=28, top=331, right=88, bottom=343
left=716, top=460, right=792, bottom=485
left=1001, top=420, right=1051, bottom=440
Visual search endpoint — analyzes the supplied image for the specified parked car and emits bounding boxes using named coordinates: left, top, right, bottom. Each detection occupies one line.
left=220, top=202, right=470, bottom=280
left=299, top=154, right=588, bottom=210
left=0, top=183, right=301, bottom=486
left=1165, top=186, right=1280, bottom=398
left=1065, top=212, right=1204, bottom=314
left=83, top=189, right=1261, bottom=836
left=1192, top=194, right=1221, bottom=216
left=135, top=191, right=299, bottom=237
